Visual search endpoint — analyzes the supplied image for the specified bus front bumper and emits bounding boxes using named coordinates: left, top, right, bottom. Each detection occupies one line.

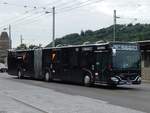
left=110, top=76, right=142, bottom=85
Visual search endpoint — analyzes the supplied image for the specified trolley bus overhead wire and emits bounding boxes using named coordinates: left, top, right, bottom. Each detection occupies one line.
left=0, top=0, right=104, bottom=29
left=56, top=0, right=104, bottom=14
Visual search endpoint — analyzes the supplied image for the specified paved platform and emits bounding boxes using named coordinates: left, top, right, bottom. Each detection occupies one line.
left=0, top=73, right=148, bottom=113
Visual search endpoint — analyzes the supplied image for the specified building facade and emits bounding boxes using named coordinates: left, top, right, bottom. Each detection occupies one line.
left=138, top=41, right=150, bottom=81
left=0, top=32, right=11, bottom=63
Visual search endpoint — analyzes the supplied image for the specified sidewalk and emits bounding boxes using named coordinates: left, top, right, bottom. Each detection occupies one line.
left=0, top=74, right=147, bottom=113
left=143, top=80, right=150, bottom=84
left=0, top=93, right=42, bottom=113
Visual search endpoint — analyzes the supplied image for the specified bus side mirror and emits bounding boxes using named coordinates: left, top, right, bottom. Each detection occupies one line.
left=112, top=49, right=116, bottom=56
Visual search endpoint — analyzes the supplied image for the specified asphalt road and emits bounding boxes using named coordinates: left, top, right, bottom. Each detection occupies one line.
left=1, top=73, right=150, bottom=113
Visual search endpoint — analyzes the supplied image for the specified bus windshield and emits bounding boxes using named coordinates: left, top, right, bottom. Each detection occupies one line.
left=112, top=50, right=140, bottom=70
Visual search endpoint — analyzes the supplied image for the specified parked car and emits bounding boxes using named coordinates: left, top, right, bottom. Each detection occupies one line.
left=0, top=63, right=8, bottom=72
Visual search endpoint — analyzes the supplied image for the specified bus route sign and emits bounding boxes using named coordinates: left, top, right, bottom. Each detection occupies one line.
left=112, top=44, right=138, bottom=51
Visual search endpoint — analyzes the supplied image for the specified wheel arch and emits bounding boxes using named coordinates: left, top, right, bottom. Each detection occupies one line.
left=82, top=68, right=94, bottom=83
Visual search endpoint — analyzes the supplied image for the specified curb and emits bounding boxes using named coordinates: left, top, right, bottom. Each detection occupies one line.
left=142, top=80, right=150, bottom=83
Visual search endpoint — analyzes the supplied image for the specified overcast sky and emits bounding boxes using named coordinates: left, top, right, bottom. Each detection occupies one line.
left=0, top=0, right=150, bottom=48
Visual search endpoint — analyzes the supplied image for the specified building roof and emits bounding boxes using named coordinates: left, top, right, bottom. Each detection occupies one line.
left=134, top=40, right=150, bottom=50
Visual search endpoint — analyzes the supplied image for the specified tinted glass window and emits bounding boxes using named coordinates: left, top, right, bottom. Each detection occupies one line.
left=113, top=50, right=140, bottom=69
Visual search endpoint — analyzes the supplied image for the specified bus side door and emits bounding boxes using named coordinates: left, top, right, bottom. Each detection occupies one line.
left=60, top=49, right=70, bottom=81
left=96, top=51, right=109, bottom=82
left=69, top=50, right=82, bottom=83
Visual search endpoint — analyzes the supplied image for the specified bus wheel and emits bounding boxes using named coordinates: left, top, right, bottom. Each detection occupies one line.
left=107, top=84, right=117, bottom=88
left=83, top=75, right=91, bottom=87
left=44, top=71, right=52, bottom=82
left=17, top=70, right=23, bottom=79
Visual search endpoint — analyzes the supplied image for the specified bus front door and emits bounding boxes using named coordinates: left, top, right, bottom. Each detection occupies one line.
left=96, top=51, right=109, bottom=82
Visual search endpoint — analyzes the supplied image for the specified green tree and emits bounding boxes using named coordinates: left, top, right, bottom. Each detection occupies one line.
left=28, top=44, right=42, bottom=49
left=16, top=44, right=27, bottom=50
left=80, top=30, right=85, bottom=36
left=85, top=30, right=93, bottom=36
left=46, top=24, right=150, bottom=47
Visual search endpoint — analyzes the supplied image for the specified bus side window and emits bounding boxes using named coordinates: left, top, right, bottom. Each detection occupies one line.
left=87, top=52, right=94, bottom=64
left=53, top=51, right=61, bottom=64
left=80, top=52, right=88, bottom=67
left=61, top=49, right=69, bottom=66
left=70, top=51, right=78, bottom=67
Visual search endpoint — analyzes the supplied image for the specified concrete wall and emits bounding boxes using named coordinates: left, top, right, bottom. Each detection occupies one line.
left=141, top=52, right=150, bottom=80
left=142, top=67, right=150, bottom=80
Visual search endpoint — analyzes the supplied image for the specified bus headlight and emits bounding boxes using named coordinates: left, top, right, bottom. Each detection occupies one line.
left=111, top=77, right=119, bottom=82
left=95, top=72, right=99, bottom=76
left=138, top=77, right=142, bottom=81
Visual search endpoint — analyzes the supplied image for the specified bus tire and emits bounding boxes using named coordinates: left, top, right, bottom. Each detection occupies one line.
left=83, top=75, right=92, bottom=87
left=107, top=84, right=117, bottom=88
left=44, top=71, right=52, bottom=82
left=17, top=69, right=23, bottom=79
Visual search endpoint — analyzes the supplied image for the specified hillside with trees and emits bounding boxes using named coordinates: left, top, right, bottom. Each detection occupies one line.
left=16, top=44, right=42, bottom=50
left=47, top=24, right=150, bottom=47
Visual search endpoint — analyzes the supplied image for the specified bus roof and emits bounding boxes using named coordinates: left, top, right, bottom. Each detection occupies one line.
left=43, top=42, right=109, bottom=50
left=8, top=42, right=138, bottom=52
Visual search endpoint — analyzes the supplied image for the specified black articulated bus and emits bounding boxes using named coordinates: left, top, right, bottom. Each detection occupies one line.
left=8, top=42, right=142, bottom=86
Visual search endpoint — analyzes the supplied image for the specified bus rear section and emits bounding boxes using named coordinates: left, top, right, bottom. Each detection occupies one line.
left=8, top=50, right=34, bottom=78
left=7, top=49, right=43, bottom=79
left=7, top=51, right=18, bottom=76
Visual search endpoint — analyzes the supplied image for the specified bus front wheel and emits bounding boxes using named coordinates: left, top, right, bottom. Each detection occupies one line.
left=44, top=71, right=52, bottom=82
left=107, top=84, right=117, bottom=88
left=83, top=75, right=92, bottom=87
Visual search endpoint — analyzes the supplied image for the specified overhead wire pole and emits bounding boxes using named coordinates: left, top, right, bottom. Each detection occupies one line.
left=113, top=10, right=116, bottom=42
left=113, top=10, right=120, bottom=42
left=9, top=25, right=12, bottom=49
left=20, top=35, right=23, bottom=45
left=52, top=6, right=55, bottom=47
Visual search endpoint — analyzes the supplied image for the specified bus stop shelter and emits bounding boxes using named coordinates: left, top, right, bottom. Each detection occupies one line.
left=138, top=40, right=150, bottom=81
